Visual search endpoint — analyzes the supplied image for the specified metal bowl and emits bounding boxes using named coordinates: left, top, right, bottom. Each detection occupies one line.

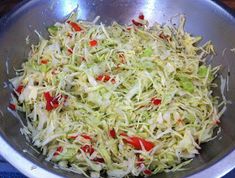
left=0, top=0, right=235, bottom=177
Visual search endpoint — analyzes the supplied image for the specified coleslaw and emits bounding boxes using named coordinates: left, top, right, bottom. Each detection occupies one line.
left=9, top=13, right=226, bottom=177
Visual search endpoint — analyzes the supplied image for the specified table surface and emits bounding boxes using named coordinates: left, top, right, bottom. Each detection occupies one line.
left=0, top=0, right=234, bottom=178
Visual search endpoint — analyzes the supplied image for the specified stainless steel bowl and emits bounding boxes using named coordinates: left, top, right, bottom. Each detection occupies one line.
left=0, top=0, right=235, bottom=177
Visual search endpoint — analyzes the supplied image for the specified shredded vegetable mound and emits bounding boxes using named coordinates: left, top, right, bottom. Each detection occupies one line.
left=10, top=14, right=225, bottom=177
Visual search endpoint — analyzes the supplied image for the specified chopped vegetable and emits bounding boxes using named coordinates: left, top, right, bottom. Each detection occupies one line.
left=48, top=25, right=59, bottom=36
left=178, top=76, right=195, bottom=93
left=40, top=59, right=48, bottom=64
left=67, top=21, right=82, bottom=32
left=8, top=103, right=16, bottom=110
left=159, top=32, right=171, bottom=41
left=141, top=47, right=153, bottom=57
left=44, top=92, right=62, bottom=111
left=143, top=169, right=152, bottom=175
left=151, top=97, right=161, bottom=106
left=9, top=13, right=225, bottom=178
left=67, top=48, right=73, bottom=54
left=138, top=13, right=145, bottom=20
left=198, top=65, right=208, bottom=78
left=132, top=19, right=143, bottom=26
left=92, top=157, right=105, bottom=163
left=96, top=75, right=110, bottom=82
left=109, top=128, right=116, bottom=138
left=68, top=135, right=78, bottom=140
left=89, top=40, right=98, bottom=47
left=136, top=157, right=144, bottom=167
left=81, top=134, right=92, bottom=140
left=81, top=145, right=94, bottom=155
left=121, top=133, right=155, bottom=151
left=118, top=53, right=126, bottom=63
left=15, top=84, right=24, bottom=94
left=54, top=146, right=63, bottom=156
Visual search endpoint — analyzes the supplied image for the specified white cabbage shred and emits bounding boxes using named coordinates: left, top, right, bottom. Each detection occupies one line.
left=9, top=13, right=225, bottom=177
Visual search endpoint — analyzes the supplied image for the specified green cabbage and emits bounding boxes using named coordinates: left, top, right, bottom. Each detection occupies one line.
left=9, top=13, right=225, bottom=178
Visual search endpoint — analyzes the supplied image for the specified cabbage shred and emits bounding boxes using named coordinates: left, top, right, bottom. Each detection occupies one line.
left=10, top=14, right=224, bottom=177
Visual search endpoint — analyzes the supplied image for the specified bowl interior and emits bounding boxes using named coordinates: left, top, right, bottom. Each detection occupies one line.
left=0, top=0, right=235, bottom=178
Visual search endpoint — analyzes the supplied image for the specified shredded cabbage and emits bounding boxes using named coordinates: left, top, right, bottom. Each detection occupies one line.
left=9, top=13, right=226, bottom=177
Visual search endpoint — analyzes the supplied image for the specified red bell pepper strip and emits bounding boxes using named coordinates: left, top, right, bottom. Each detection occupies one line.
left=89, top=40, right=98, bottom=47
left=44, top=92, right=62, bottom=111
left=96, top=75, right=116, bottom=83
left=16, top=84, right=24, bottom=94
left=68, top=135, right=78, bottom=140
left=102, top=75, right=110, bottom=81
left=213, top=119, right=221, bottom=125
left=132, top=19, right=143, bottom=27
left=111, top=78, right=116, bottom=83
left=121, top=133, right=155, bottom=151
left=67, top=48, right=73, bottom=54
left=92, top=157, right=105, bottom=163
left=44, top=92, right=53, bottom=101
left=139, top=13, right=145, bottom=20
left=81, top=134, right=92, bottom=141
left=136, top=157, right=144, bottom=167
left=143, top=169, right=152, bottom=175
left=120, top=133, right=127, bottom=137
left=81, top=145, right=94, bottom=155
left=40, top=59, right=48, bottom=64
left=67, top=21, right=82, bottom=32
left=8, top=103, right=16, bottom=110
left=109, top=128, right=116, bottom=138
left=96, top=75, right=110, bottom=82
left=151, top=97, right=161, bottom=106
left=54, top=146, right=63, bottom=156
left=68, top=134, right=91, bottom=141
left=63, top=95, right=68, bottom=102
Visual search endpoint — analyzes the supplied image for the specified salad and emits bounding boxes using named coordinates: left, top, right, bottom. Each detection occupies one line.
left=9, top=13, right=226, bottom=177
